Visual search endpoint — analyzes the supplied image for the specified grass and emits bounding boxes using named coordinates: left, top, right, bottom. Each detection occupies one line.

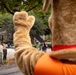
left=3, top=58, right=16, bottom=65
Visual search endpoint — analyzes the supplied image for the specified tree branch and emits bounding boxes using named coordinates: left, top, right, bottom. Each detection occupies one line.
left=2, top=1, right=14, bottom=15
left=26, top=4, right=39, bottom=12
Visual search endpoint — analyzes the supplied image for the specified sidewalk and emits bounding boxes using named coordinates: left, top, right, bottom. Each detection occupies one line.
left=0, top=64, right=23, bottom=75
left=0, top=48, right=52, bottom=75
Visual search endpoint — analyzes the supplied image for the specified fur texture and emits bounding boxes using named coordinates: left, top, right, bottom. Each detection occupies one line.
left=43, top=0, right=51, bottom=12
left=13, top=1, right=76, bottom=74
left=51, top=0, right=76, bottom=46
left=13, top=11, right=45, bottom=75
left=44, top=0, right=76, bottom=60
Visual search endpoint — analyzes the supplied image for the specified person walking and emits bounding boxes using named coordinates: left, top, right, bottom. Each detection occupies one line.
left=42, top=41, right=47, bottom=52
left=2, top=42, right=8, bottom=60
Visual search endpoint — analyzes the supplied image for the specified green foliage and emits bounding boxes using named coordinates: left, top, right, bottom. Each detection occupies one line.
left=0, top=0, right=43, bottom=14
left=0, top=0, right=51, bottom=36
left=30, top=11, right=50, bottom=35
left=0, top=13, right=14, bottom=34
left=0, top=15, right=4, bottom=26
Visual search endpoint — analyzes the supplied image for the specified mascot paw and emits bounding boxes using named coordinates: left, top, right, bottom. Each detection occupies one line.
left=13, top=11, right=35, bottom=31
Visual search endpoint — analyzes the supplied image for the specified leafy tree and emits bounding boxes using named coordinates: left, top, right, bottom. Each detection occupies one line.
left=0, top=13, right=13, bottom=42
left=0, top=13, right=13, bottom=34
left=0, top=0, right=43, bottom=15
left=0, top=0, right=51, bottom=42
left=30, top=13, right=47, bottom=35
left=30, top=9, right=51, bottom=35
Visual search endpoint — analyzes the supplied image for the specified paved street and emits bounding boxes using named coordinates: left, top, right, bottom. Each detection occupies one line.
left=0, top=48, right=51, bottom=75
left=0, top=65, right=23, bottom=75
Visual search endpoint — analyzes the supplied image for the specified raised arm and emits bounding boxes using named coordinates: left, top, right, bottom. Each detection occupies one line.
left=13, top=11, right=45, bottom=75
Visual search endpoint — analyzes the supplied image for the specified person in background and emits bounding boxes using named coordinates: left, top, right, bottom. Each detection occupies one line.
left=36, top=41, right=42, bottom=50
left=0, top=41, right=3, bottom=64
left=42, top=41, right=48, bottom=52
left=2, top=42, right=8, bottom=60
left=0, top=41, right=3, bottom=54
left=7, top=42, right=11, bottom=48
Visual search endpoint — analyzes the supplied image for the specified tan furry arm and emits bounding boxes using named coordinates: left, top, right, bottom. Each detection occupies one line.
left=43, top=0, right=51, bottom=12
left=13, top=11, right=45, bottom=75
left=49, top=48, right=76, bottom=60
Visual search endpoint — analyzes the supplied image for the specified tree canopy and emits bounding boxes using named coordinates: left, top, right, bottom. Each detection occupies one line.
left=0, top=0, right=51, bottom=38
left=0, top=0, right=43, bottom=15
left=0, top=13, right=13, bottom=33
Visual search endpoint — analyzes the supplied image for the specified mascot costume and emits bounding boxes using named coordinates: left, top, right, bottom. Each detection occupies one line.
left=13, top=0, right=76, bottom=75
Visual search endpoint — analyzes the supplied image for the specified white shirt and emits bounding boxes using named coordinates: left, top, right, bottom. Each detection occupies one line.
left=0, top=45, right=3, bottom=53
left=0, top=45, right=3, bottom=60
